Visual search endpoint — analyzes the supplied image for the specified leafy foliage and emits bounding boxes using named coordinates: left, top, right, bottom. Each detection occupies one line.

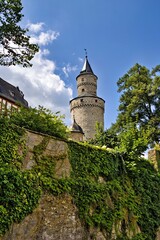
left=0, top=113, right=160, bottom=239
left=0, top=117, right=25, bottom=167
left=116, top=121, right=150, bottom=158
left=93, top=63, right=160, bottom=157
left=32, top=136, right=71, bottom=195
left=9, top=106, right=68, bottom=139
left=69, top=141, right=160, bottom=239
left=0, top=107, right=68, bottom=235
left=90, top=123, right=119, bottom=149
left=127, top=159, right=160, bottom=239
left=0, top=166, right=41, bottom=235
left=0, top=0, right=39, bottom=66
left=0, top=118, right=41, bottom=235
left=116, top=63, right=160, bottom=145
left=90, top=122, right=149, bottom=158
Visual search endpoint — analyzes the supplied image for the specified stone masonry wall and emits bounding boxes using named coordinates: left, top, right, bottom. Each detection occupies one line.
left=0, top=130, right=106, bottom=240
left=148, top=149, right=160, bottom=170
left=1, top=130, right=160, bottom=240
left=76, top=73, right=97, bottom=96
left=70, top=96, right=104, bottom=140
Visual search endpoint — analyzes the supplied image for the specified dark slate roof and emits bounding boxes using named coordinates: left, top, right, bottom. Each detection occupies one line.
left=0, top=77, right=28, bottom=107
left=80, top=56, right=94, bottom=74
left=71, top=118, right=84, bottom=134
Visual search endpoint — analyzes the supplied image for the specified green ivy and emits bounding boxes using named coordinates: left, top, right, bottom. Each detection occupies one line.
left=0, top=118, right=41, bottom=235
left=0, top=165, right=41, bottom=235
left=1, top=115, right=160, bottom=239
left=0, top=107, right=70, bottom=235
left=126, top=159, right=160, bottom=239
left=32, top=136, right=71, bottom=195
left=0, top=117, right=25, bottom=167
left=68, top=141, right=160, bottom=239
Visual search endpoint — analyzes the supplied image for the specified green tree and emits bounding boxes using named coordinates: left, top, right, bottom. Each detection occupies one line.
left=117, top=120, right=150, bottom=158
left=90, top=123, right=119, bottom=148
left=92, top=63, right=160, bottom=157
left=116, top=63, right=160, bottom=145
left=0, top=0, right=39, bottom=67
left=91, top=121, right=149, bottom=158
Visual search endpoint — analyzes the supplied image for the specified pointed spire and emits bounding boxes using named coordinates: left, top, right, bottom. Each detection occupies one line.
left=80, top=49, right=94, bottom=74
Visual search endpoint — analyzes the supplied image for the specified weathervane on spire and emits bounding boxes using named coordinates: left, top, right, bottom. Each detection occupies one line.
left=84, top=48, right=88, bottom=58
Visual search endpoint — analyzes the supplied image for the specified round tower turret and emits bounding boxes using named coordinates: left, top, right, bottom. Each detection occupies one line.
left=76, top=56, right=98, bottom=96
left=70, top=55, right=105, bottom=141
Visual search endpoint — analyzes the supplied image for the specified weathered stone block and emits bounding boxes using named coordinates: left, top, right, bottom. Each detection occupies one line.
left=1, top=194, right=86, bottom=240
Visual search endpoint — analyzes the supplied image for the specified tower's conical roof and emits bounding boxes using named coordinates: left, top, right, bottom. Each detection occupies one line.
left=80, top=56, right=94, bottom=74
left=71, top=117, right=84, bottom=134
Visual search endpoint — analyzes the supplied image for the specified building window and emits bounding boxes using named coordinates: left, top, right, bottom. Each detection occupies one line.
left=82, top=78, right=84, bottom=81
left=9, top=90, right=15, bottom=97
left=80, top=99, right=83, bottom=102
left=82, top=89, right=84, bottom=92
left=95, top=99, right=97, bottom=102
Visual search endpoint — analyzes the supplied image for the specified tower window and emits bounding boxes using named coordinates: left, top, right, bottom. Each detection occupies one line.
left=95, top=99, right=97, bottom=102
left=82, top=78, right=84, bottom=81
left=80, top=99, right=83, bottom=102
left=82, top=89, right=85, bottom=92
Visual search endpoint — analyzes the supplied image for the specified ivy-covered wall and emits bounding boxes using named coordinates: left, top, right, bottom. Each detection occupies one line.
left=0, top=118, right=160, bottom=240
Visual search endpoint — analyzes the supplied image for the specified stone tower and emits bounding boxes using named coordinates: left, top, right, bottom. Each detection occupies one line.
left=70, top=55, right=105, bottom=140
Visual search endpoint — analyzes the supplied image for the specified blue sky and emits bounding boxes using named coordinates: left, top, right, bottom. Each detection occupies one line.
left=1, top=0, right=160, bottom=128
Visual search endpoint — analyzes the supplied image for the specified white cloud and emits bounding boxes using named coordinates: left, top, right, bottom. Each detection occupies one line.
left=78, top=57, right=83, bottom=63
left=30, top=31, right=60, bottom=45
left=0, top=23, right=73, bottom=125
left=27, top=22, right=60, bottom=46
left=27, top=22, right=44, bottom=33
left=62, top=64, right=78, bottom=78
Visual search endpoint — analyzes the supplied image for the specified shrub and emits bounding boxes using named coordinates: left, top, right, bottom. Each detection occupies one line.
left=9, top=105, right=68, bottom=139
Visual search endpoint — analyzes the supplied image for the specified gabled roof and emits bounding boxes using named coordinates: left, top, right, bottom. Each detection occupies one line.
left=0, top=77, right=28, bottom=107
left=80, top=56, right=94, bottom=74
